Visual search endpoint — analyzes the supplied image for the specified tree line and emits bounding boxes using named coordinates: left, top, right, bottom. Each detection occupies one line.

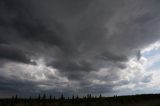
left=0, top=93, right=160, bottom=106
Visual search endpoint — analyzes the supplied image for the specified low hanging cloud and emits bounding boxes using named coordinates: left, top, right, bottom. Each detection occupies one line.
left=0, top=44, right=33, bottom=64
left=0, top=0, right=160, bottom=97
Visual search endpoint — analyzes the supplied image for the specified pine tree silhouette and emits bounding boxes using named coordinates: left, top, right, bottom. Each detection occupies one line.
left=43, top=94, right=46, bottom=100
left=49, top=95, right=52, bottom=100
left=60, top=93, right=64, bottom=100
left=38, top=94, right=41, bottom=100
left=72, top=95, right=75, bottom=100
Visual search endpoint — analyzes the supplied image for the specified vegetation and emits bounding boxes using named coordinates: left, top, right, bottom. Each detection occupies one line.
left=0, top=94, right=160, bottom=106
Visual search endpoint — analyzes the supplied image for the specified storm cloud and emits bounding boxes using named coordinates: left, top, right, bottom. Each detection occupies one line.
left=0, top=0, right=160, bottom=97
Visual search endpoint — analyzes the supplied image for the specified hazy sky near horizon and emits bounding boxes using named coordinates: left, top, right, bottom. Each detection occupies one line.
left=0, top=0, right=160, bottom=97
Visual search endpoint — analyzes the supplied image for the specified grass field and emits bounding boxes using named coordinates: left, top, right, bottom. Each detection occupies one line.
left=0, top=94, right=160, bottom=106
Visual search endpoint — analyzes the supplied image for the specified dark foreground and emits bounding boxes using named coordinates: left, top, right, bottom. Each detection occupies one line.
left=1, top=94, right=160, bottom=106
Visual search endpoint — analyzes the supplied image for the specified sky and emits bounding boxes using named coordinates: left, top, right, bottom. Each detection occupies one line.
left=0, top=0, right=160, bottom=98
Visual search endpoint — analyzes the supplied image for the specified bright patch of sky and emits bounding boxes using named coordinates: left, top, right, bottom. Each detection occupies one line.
left=142, top=41, right=160, bottom=71
left=115, top=41, right=160, bottom=95
left=133, top=41, right=160, bottom=94
left=142, top=42, right=160, bottom=58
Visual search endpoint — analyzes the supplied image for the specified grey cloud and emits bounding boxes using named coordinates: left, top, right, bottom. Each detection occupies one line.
left=0, top=37, right=8, bottom=44
left=0, top=76, right=38, bottom=97
left=0, top=44, right=33, bottom=64
left=142, top=74, right=153, bottom=83
left=50, top=59, right=94, bottom=72
left=0, top=0, right=160, bottom=97
left=97, top=51, right=128, bottom=62
left=80, top=84, right=115, bottom=94
left=0, top=0, right=64, bottom=47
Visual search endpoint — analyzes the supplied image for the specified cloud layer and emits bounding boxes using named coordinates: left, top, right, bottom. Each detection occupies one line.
left=0, top=0, right=160, bottom=97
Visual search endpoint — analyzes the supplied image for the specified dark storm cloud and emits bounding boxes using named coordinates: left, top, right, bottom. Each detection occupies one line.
left=50, top=59, right=94, bottom=72
left=0, top=37, right=8, bottom=44
left=0, top=0, right=63, bottom=46
left=0, top=75, right=66, bottom=97
left=0, top=44, right=32, bottom=64
left=98, top=51, right=128, bottom=62
left=80, top=84, right=115, bottom=94
left=0, top=0, right=160, bottom=97
left=0, top=76, right=32, bottom=92
left=0, top=75, right=38, bottom=97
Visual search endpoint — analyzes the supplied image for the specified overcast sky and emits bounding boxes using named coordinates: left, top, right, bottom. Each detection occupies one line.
left=0, top=0, right=160, bottom=98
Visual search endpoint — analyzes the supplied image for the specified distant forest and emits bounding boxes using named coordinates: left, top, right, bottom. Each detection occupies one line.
left=1, top=94, right=160, bottom=106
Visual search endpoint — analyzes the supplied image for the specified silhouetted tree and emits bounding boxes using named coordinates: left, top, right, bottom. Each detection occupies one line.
left=67, top=97, right=70, bottom=101
left=38, top=94, right=41, bottom=100
left=76, top=95, right=79, bottom=100
left=98, top=94, right=102, bottom=104
left=43, top=94, right=46, bottom=100
left=15, top=95, right=18, bottom=100
left=49, top=95, right=52, bottom=101
left=53, top=96, right=56, bottom=101
left=60, top=93, right=64, bottom=100
left=72, top=95, right=75, bottom=100
left=99, top=94, right=102, bottom=98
